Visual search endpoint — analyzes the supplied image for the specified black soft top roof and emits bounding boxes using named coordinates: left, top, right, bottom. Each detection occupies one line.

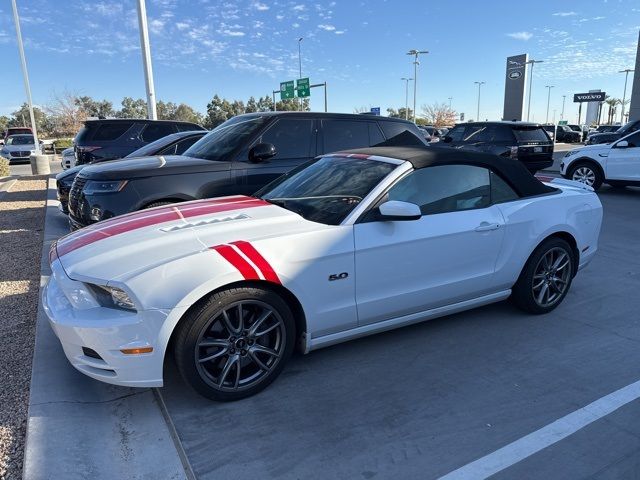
left=338, top=146, right=556, bottom=198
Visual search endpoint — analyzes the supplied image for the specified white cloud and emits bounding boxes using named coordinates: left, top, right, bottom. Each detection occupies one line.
left=552, top=11, right=577, bottom=16
left=91, top=1, right=124, bottom=16
left=176, top=22, right=190, bottom=30
left=293, top=4, right=306, bottom=11
left=149, top=19, right=165, bottom=34
left=318, top=24, right=336, bottom=31
left=221, top=29, right=245, bottom=37
left=335, top=30, right=345, bottom=35
left=506, top=31, right=533, bottom=41
left=252, top=1, right=269, bottom=10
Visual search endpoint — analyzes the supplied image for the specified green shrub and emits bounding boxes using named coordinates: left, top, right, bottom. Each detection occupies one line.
left=0, top=157, right=9, bottom=178
left=54, top=138, right=73, bottom=150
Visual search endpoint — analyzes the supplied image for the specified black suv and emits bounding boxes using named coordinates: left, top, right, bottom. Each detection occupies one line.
left=586, top=120, right=640, bottom=145
left=555, top=125, right=581, bottom=143
left=74, top=119, right=205, bottom=165
left=436, top=121, right=553, bottom=172
left=67, top=112, right=426, bottom=229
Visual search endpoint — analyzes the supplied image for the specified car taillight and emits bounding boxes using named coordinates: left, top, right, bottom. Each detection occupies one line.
left=510, top=146, right=518, bottom=159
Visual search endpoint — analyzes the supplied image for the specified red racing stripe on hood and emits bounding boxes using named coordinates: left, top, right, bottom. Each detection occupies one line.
left=211, top=244, right=260, bottom=280
left=57, top=196, right=268, bottom=257
left=230, top=241, right=281, bottom=284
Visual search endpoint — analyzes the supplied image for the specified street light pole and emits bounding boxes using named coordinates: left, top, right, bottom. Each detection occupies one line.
left=474, top=81, right=485, bottom=121
left=10, top=0, right=40, bottom=153
left=136, top=0, right=157, bottom=120
left=619, top=68, right=634, bottom=124
left=401, top=78, right=413, bottom=120
left=298, top=37, right=303, bottom=111
left=561, top=95, right=566, bottom=121
left=525, top=59, right=544, bottom=122
left=545, top=85, right=554, bottom=124
left=407, top=49, right=428, bottom=123
left=448, top=97, right=453, bottom=110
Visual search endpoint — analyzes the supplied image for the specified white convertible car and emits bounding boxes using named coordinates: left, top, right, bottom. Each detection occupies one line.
left=561, top=129, right=640, bottom=190
left=44, top=147, right=602, bottom=401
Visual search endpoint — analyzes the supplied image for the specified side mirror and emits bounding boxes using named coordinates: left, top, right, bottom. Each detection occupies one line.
left=248, top=143, right=277, bottom=162
left=615, top=140, right=629, bottom=148
left=378, top=200, right=421, bottom=221
left=443, top=136, right=453, bottom=143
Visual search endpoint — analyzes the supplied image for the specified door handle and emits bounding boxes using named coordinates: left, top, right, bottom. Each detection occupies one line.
left=475, top=222, right=502, bottom=232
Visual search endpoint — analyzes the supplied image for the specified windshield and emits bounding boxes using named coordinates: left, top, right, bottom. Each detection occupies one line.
left=258, top=156, right=397, bottom=225
left=126, top=133, right=179, bottom=158
left=6, top=135, right=34, bottom=146
left=183, top=116, right=268, bottom=161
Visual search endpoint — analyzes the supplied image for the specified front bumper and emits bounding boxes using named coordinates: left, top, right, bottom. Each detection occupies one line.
left=42, top=260, right=169, bottom=387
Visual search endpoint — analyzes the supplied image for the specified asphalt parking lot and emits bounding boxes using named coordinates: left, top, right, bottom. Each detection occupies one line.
left=150, top=183, right=639, bottom=480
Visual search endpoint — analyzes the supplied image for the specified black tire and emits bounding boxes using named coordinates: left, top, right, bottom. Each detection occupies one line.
left=145, top=201, right=174, bottom=209
left=511, top=237, right=575, bottom=315
left=174, top=287, right=295, bottom=401
left=567, top=161, right=604, bottom=190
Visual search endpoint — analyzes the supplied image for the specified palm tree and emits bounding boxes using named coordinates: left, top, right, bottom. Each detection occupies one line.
left=605, top=97, right=619, bottom=124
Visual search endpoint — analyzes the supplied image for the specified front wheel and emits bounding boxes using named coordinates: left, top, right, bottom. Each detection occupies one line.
left=511, top=237, right=575, bottom=314
left=568, top=162, right=603, bottom=190
left=174, top=287, right=295, bottom=401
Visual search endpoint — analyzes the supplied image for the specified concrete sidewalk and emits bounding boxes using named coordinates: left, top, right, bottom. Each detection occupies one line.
left=22, top=178, right=188, bottom=480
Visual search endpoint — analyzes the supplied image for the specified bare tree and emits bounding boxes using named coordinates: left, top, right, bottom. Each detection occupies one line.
left=420, top=103, right=457, bottom=127
left=45, top=91, right=86, bottom=137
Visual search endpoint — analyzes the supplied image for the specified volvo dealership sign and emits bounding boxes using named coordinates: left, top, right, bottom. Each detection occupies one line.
left=574, top=92, right=606, bottom=102
left=503, top=53, right=528, bottom=121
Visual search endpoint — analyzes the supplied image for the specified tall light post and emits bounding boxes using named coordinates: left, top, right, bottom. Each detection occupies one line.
left=136, top=0, right=157, bottom=119
left=10, top=0, right=40, bottom=153
left=545, top=85, right=554, bottom=124
left=526, top=59, right=544, bottom=122
left=561, top=94, right=566, bottom=121
left=297, top=37, right=303, bottom=111
left=474, top=81, right=485, bottom=121
left=406, top=49, right=429, bottom=122
left=401, top=77, right=413, bottom=120
left=448, top=96, right=453, bottom=109
left=619, top=68, right=634, bottom=124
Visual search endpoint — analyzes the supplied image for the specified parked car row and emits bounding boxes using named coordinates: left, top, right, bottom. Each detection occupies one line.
left=58, top=112, right=427, bottom=230
left=586, top=119, right=640, bottom=145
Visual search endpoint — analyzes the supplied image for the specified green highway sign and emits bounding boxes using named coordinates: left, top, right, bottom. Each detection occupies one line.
left=280, top=81, right=295, bottom=100
left=296, top=77, right=310, bottom=98
left=558, top=120, right=568, bottom=125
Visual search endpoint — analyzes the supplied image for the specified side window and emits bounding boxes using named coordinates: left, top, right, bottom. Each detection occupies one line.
left=92, top=122, right=133, bottom=141
left=158, top=143, right=178, bottom=155
left=141, top=123, right=176, bottom=142
left=174, top=136, right=201, bottom=154
left=260, top=118, right=314, bottom=159
left=622, top=131, right=640, bottom=148
left=369, top=123, right=385, bottom=146
left=388, top=165, right=491, bottom=215
left=445, top=126, right=465, bottom=142
left=322, top=120, right=370, bottom=153
left=490, top=171, right=519, bottom=203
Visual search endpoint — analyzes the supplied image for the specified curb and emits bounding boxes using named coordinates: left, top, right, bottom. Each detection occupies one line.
left=22, top=177, right=189, bottom=480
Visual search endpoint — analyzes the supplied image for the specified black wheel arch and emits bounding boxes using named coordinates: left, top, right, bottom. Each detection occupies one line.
left=567, top=158, right=605, bottom=180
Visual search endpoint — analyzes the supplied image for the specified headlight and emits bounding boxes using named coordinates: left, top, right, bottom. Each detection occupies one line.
left=88, top=284, right=137, bottom=311
left=83, top=180, right=128, bottom=195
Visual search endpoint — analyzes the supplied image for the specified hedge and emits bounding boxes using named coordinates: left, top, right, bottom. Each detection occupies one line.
left=54, top=138, right=73, bottom=149
left=0, top=157, right=9, bottom=178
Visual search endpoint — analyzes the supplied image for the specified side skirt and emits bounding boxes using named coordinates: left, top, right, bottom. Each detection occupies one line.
left=306, top=290, right=512, bottom=352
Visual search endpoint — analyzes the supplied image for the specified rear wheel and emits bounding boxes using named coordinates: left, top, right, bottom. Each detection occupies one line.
left=512, top=237, right=575, bottom=314
left=174, top=287, right=295, bottom=401
left=568, top=162, right=603, bottom=190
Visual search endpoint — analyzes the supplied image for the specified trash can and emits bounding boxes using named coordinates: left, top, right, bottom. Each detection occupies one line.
left=30, top=154, right=51, bottom=175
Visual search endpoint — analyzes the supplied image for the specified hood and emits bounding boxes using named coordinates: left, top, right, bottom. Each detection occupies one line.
left=2, top=143, right=35, bottom=152
left=56, top=164, right=84, bottom=182
left=79, top=154, right=230, bottom=180
left=54, top=195, right=327, bottom=283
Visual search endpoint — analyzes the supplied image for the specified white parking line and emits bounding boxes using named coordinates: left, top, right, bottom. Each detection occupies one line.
left=439, top=379, right=640, bottom=480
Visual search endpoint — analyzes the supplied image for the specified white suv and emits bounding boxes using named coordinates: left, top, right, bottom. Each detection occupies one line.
left=560, top=130, right=640, bottom=190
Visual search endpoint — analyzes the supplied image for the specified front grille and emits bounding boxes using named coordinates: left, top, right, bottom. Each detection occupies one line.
left=10, top=151, right=30, bottom=158
left=68, top=175, right=88, bottom=215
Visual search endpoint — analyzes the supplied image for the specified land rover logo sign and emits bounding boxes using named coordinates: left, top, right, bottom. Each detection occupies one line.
left=573, top=92, right=606, bottom=102
left=509, top=71, right=522, bottom=80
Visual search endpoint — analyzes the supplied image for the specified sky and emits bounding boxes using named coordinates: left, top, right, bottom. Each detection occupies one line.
left=0, top=0, right=639, bottom=124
